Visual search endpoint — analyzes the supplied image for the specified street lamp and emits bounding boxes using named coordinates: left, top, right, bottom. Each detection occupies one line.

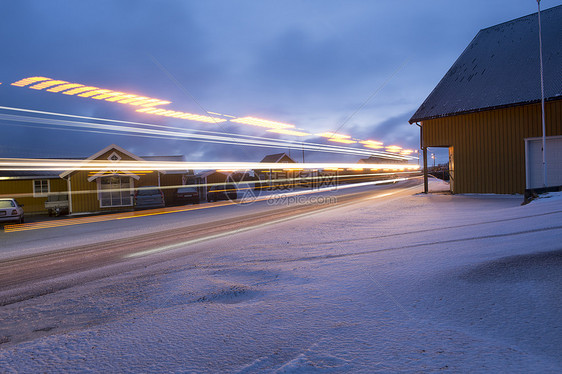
left=537, top=0, right=547, bottom=188
left=431, top=153, right=435, bottom=168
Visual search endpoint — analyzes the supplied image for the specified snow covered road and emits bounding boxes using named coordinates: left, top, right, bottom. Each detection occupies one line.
left=1, top=179, right=561, bottom=373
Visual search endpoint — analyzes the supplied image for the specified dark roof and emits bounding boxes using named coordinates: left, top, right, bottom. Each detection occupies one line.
left=410, top=5, right=562, bottom=123
left=259, top=153, right=296, bottom=163
left=1, top=155, right=189, bottom=179
left=141, top=155, right=185, bottom=162
left=195, top=170, right=227, bottom=178
left=0, top=170, right=62, bottom=179
left=140, top=155, right=188, bottom=174
left=358, top=156, right=402, bottom=164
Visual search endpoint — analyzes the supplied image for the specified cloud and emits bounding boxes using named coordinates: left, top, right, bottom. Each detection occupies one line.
left=1, top=0, right=555, bottom=161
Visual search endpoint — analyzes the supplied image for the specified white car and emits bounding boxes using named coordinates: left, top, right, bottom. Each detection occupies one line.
left=0, top=198, right=25, bottom=224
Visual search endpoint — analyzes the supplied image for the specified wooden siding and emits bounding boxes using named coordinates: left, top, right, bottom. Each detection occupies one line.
left=0, top=178, right=67, bottom=213
left=278, top=154, right=296, bottom=163
left=67, top=148, right=161, bottom=213
left=69, top=171, right=161, bottom=213
left=1, top=147, right=189, bottom=214
left=69, top=171, right=99, bottom=213
left=160, top=173, right=183, bottom=205
left=422, top=100, right=562, bottom=194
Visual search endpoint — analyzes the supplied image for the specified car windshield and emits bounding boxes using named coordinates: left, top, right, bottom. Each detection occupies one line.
left=0, top=200, right=15, bottom=208
left=137, top=188, right=160, bottom=196
left=177, top=187, right=197, bottom=193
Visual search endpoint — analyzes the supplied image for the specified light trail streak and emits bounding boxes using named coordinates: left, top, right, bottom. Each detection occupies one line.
left=62, top=86, right=101, bottom=96
left=124, top=183, right=423, bottom=260
left=316, top=132, right=358, bottom=144
left=230, top=116, right=295, bottom=129
left=123, top=207, right=339, bottom=259
left=328, top=138, right=357, bottom=144
left=3, top=177, right=413, bottom=233
left=7, top=75, right=417, bottom=154
left=0, top=158, right=420, bottom=172
left=360, top=140, right=385, bottom=150
left=267, top=128, right=311, bottom=136
left=0, top=106, right=415, bottom=160
left=135, top=107, right=226, bottom=123
left=369, top=192, right=396, bottom=199
left=89, top=91, right=127, bottom=100
left=122, top=178, right=412, bottom=259
left=0, top=171, right=419, bottom=200
left=11, top=76, right=170, bottom=109
left=3, top=204, right=220, bottom=233
left=10, top=77, right=51, bottom=87
left=30, top=80, right=69, bottom=90
left=385, top=145, right=403, bottom=153
left=0, top=112, right=401, bottom=159
left=47, top=83, right=84, bottom=93
left=78, top=89, right=114, bottom=98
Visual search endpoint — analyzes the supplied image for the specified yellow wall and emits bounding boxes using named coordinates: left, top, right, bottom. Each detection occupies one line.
left=68, top=171, right=101, bottom=213
left=67, top=149, right=162, bottom=213
left=2, top=148, right=189, bottom=214
left=422, top=100, right=562, bottom=194
left=159, top=174, right=183, bottom=204
left=0, top=178, right=67, bottom=213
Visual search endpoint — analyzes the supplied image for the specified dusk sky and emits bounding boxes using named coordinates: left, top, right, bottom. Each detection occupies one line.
left=1, top=0, right=560, bottom=163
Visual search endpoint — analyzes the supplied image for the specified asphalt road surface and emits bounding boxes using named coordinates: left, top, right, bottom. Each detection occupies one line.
left=0, top=178, right=422, bottom=305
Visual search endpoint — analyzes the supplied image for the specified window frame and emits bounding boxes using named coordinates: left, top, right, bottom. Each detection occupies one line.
left=97, top=175, right=133, bottom=208
left=32, top=179, right=50, bottom=197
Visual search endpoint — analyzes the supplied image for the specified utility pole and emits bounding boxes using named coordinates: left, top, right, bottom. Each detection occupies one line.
left=423, top=147, right=428, bottom=193
left=537, top=0, right=547, bottom=188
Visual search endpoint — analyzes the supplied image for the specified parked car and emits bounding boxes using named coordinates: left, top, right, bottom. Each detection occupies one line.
left=207, top=184, right=237, bottom=202
left=174, top=186, right=199, bottom=205
left=0, top=198, right=24, bottom=224
left=134, top=186, right=165, bottom=209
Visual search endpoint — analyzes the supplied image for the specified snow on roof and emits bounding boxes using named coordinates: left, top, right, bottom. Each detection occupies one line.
left=410, top=5, right=562, bottom=123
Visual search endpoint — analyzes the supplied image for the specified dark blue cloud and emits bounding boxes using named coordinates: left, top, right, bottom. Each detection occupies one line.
left=1, top=0, right=560, bottom=161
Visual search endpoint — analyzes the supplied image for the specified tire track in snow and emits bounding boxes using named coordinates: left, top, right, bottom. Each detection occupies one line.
left=235, top=225, right=562, bottom=265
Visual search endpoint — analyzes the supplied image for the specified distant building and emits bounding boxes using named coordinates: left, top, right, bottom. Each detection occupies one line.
left=259, top=152, right=297, bottom=164
left=357, top=156, right=403, bottom=165
left=142, top=155, right=192, bottom=204
left=256, top=152, right=299, bottom=189
left=0, top=170, right=68, bottom=213
left=409, top=5, right=562, bottom=195
left=194, top=170, right=230, bottom=201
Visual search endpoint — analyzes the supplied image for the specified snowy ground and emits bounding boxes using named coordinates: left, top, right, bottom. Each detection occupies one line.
left=1, top=179, right=561, bottom=373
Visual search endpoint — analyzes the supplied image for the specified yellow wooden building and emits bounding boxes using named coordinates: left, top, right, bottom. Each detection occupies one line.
left=409, top=5, right=562, bottom=195
left=0, top=171, right=68, bottom=213
left=0, top=144, right=190, bottom=214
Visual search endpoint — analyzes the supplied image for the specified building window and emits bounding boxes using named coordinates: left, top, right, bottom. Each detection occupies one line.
left=98, top=176, right=132, bottom=208
left=107, top=152, right=122, bottom=162
left=33, top=180, right=50, bottom=197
